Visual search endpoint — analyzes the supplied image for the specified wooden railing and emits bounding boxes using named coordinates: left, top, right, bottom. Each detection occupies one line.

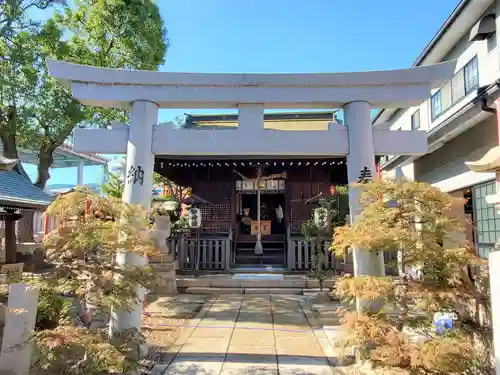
left=286, top=228, right=398, bottom=274
left=167, top=233, right=231, bottom=271
left=286, top=227, right=338, bottom=271
left=287, top=235, right=336, bottom=271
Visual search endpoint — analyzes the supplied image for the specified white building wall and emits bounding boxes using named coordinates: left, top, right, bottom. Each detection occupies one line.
left=385, top=2, right=500, bottom=193
left=388, top=4, right=497, bottom=132
left=390, top=37, right=498, bottom=134
left=413, top=115, right=497, bottom=191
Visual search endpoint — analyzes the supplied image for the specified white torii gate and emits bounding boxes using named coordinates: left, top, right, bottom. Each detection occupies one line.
left=47, top=58, right=456, bottom=336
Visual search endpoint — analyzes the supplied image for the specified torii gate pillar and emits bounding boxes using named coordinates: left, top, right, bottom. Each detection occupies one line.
left=344, top=101, right=385, bottom=277
left=109, top=100, right=158, bottom=337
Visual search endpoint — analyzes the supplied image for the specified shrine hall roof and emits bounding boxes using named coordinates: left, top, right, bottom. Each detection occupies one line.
left=183, top=110, right=340, bottom=129
left=0, top=158, right=53, bottom=209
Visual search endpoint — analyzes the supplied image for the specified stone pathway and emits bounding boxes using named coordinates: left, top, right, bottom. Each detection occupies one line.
left=151, top=295, right=339, bottom=375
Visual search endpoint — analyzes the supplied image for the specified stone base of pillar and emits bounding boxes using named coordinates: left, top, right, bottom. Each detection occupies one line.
left=152, top=262, right=178, bottom=295
left=353, top=249, right=385, bottom=277
left=342, top=252, right=355, bottom=275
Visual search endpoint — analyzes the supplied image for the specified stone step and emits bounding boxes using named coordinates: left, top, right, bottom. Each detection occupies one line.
left=177, top=276, right=336, bottom=290
left=235, top=254, right=284, bottom=260
left=235, top=246, right=285, bottom=254
left=184, top=286, right=304, bottom=295
left=234, top=258, right=285, bottom=266
left=231, top=264, right=286, bottom=274
left=232, top=265, right=287, bottom=272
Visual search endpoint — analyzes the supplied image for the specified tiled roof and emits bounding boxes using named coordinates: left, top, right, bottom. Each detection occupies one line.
left=0, top=166, right=54, bottom=208
left=0, top=142, right=107, bottom=168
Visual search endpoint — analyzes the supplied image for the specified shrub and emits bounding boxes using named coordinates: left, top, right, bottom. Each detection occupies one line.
left=331, top=180, right=491, bottom=374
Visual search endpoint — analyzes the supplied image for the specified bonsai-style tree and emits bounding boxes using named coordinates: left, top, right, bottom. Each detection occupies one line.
left=331, top=180, right=491, bottom=375
left=30, top=188, right=158, bottom=375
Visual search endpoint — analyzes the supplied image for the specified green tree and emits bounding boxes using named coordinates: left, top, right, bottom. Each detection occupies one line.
left=331, top=180, right=491, bottom=374
left=102, top=171, right=124, bottom=198
left=0, top=1, right=65, bottom=241
left=0, top=0, right=63, bottom=174
left=1, top=0, right=168, bottom=187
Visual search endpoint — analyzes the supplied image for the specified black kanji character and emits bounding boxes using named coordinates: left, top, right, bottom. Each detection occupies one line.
left=127, top=165, right=145, bottom=186
left=358, top=167, right=372, bottom=184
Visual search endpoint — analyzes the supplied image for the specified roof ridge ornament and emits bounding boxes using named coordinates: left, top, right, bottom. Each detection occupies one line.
left=0, top=157, right=19, bottom=171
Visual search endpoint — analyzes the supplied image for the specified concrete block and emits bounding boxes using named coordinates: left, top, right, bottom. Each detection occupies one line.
left=209, top=279, right=243, bottom=288
left=269, top=288, right=302, bottom=295
left=176, top=278, right=211, bottom=288
left=306, top=279, right=320, bottom=289
left=306, top=278, right=336, bottom=289
left=244, top=288, right=271, bottom=294
left=240, top=280, right=276, bottom=288
left=279, top=280, right=306, bottom=288
left=185, top=287, right=244, bottom=295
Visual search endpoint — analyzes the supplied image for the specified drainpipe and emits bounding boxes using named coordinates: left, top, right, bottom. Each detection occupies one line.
left=477, top=80, right=500, bottom=114
left=480, top=97, right=497, bottom=113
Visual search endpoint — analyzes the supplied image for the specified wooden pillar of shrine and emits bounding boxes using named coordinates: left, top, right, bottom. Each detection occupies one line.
left=1, top=209, right=22, bottom=264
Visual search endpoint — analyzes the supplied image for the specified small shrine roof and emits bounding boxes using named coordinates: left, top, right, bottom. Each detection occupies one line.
left=465, top=145, right=500, bottom=173
left=0, top=158, right=54, bottom=209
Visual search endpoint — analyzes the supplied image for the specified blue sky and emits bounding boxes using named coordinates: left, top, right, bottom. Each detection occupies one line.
left=35, top=0, right=460, bottom=186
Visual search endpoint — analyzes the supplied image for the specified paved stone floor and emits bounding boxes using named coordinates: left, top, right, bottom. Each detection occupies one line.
left=153, top=295, right=339, bottom=375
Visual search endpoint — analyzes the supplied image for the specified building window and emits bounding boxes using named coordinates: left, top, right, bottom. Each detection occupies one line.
left=451, top=69, right=465, bottom=102
left=440, top=81, right=452, bottom=110
left=411, top=109, right=420, bottom=130
left=430, top=56, right=479, bottom=122
left=464, top=56, right=479, bottom=93
left=473, top=181, right=500, bottom=259
left=431, top=91, right=442, bottom=120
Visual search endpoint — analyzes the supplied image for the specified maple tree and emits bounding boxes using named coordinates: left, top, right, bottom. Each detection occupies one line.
left=29, top=188, right=158, bottom=374
left=331, top=180, right=492, bottom=375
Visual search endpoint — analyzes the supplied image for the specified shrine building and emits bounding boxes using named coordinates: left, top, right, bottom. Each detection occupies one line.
left=156, top=111, right=355, bottom=271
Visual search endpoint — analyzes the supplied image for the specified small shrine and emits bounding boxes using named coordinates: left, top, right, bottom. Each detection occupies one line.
left=0, top=157, right=53, bottom=268
left=465, top=145, right=500, bottom=210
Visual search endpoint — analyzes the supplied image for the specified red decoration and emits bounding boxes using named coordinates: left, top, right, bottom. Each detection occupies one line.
left=329, top=185, right=336, bottom=195
left=43, top=214, right=50, bottom=236
left=85, top=199, right=91, bottom=216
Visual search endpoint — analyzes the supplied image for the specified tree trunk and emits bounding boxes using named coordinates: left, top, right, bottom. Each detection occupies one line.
left=0, top=131, right=18, bottom=159
left=0, top=107, right=28, bottom=176
left=35, top=149, right=54, bottom=189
